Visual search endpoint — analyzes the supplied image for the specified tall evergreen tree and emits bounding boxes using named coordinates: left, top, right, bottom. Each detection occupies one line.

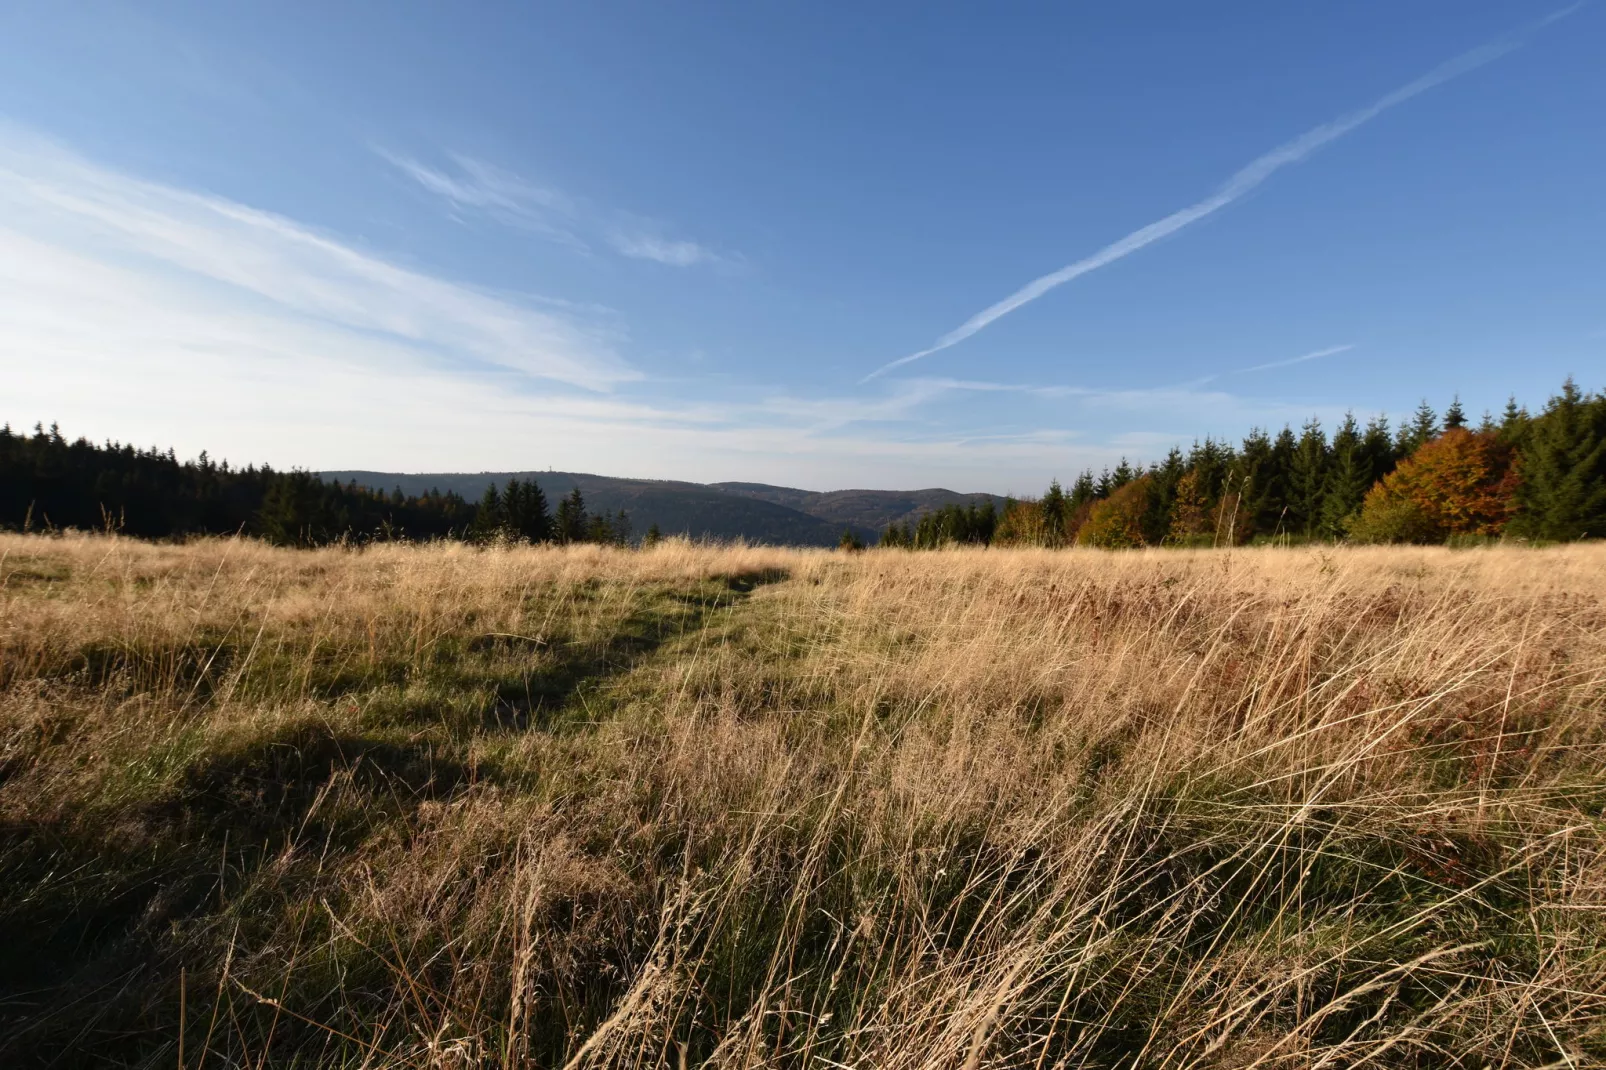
left=1288, top=419, right=1329, bottom=537
left=472, top=484, right=504, bottom=541
left=1443, top=395, right=1467, bottom=430
left=1397, top=399, right=1439, bottom=456
left=1234, top=428, right=1276, bottom=537
left=1360, top=414, right=1397, bottom=485
left=1506, top=380, right=1606, bottom=540
left=1321, top=413, right=1370, bottom=537
left=1040, top=479, right=1068, bottom=546
left=501, top=478, right=550, bottom=542
left=1145, top=448, right=1187, bottom=545
left=555, top=488, right=588, bottom=544
left=1068, top=471, right=1097, bottom=511
left=1095, top=468, right=1115, bottom=498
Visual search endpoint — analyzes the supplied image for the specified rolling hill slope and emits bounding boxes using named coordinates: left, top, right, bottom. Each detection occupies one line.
left=319, top=470, right=1006, bottom=546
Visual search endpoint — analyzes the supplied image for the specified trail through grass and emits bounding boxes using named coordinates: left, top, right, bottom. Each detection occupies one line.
left=0, top=534, right=1602, bottom=1067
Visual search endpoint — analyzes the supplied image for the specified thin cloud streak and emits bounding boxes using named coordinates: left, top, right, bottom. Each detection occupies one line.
left=606, top=230, right=719, bottom=267
left=381, top=149, right=732, bottom=268
left=1233, top=343, right=1354, bottom=375
left=1, top=124, right=635, bottom=390
left=865, top=13, right=1572, bottom=382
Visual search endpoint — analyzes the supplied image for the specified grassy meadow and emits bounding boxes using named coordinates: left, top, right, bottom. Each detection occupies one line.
left=1, top=533, right=1603, bottom=1068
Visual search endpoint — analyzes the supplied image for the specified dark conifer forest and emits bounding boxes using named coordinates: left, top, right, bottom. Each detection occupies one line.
left=0, top=424, right=625, bottom=546
left=4, top=378, right=1602, bottom=548
left=885, top=380, right=1606, bottom=549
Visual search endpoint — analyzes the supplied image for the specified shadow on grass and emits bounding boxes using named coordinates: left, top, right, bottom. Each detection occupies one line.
left=0, top=718, right=480, bottom=1064
left=0, top=568, right=792, bottom=1064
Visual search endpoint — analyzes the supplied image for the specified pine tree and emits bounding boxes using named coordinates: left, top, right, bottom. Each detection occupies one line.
left=1040, top=479, right=1068, bottom=547
left=1068, top=471, right=1097, bottom=511
left=1288, top=419, right=1329, bottom=537
left=1360, top=414, right=1397, bottom=484
left=1147, top=447, right=1187, bottom=545
left=555, top=488, right=587, bottom=544
left=643, top=521, right=663, bottom=548
left=1397, top=399, right=1439, bottom=455
left=1443, top=395, right=1467, bottom=430
left=1506, top=380, right=1606, bottom=540
left=498, top=479, right=550, bottom=542
left=471, top=484, right=505, bottom=542
left=1233, top=428, right=1276, bottom=537
left=1321, top=413, right=1370, bottom=537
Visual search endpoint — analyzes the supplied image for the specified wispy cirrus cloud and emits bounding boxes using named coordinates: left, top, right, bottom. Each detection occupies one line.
left=0, top=123, right=635, bottom=391
left=1, top=122, right=1377, bottom=492
left=0, top=122, right=1169, bottom=488
left=376, top=148, right=586, bottom=249
left=865, top=9, right=1578, bottom=382
left=380, top=148, right=732, bottom=268
left=605, top=230, right=720, bottom=267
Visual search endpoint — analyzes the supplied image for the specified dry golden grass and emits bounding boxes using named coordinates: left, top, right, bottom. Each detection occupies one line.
left=1, top=533, right=1603, bottom=1068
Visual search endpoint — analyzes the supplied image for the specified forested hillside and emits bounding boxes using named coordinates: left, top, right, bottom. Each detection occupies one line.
left=882, top=380, right=1606, bottom=549
left=711, top=483, right=1008, bottom=532
left=5, top=378, right=1602, bottom=548
left=321, top=470, right=866, bottom=547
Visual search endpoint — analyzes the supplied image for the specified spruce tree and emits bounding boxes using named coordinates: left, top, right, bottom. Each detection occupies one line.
left=1443, top=395, right=1467, bottom=430
left=1234, top=427, right=1276, bottom=537
left=1147, top=447, right=1187, bottom=545
left=504, top=478, right=550, bottom=542
left=1506, top=380, right=1606, bottom=540
left=1288, top=419, right=1329, bottom=537
left=1068, top=471, right=1097, bottom=511
left=1360, top=414, right=1397, bottom=484
left=1040, top=479, right=1068, bottom=546
left=471, top=484, right=504, bottom=542
left=1321, top=413, right=1370, bottom=537
left=555, top=488, right=587, bottom=544
left=1397, top=399, right=1439, bottom=456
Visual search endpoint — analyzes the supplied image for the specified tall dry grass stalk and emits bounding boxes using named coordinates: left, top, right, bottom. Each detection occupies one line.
left=0, top=533, right=1602, bottom=1067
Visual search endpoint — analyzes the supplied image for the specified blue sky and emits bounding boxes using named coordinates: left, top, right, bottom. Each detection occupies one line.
left=2, top=2, right=1601, bottom=492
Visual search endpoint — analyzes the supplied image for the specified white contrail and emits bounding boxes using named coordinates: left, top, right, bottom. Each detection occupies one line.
left=863, top=14, right=1573, bottom=383
left=1234, top=344, right=1354, bottom=375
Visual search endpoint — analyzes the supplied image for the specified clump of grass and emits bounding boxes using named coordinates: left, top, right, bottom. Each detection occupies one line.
left=0, top=533, right=1602, bottom=1067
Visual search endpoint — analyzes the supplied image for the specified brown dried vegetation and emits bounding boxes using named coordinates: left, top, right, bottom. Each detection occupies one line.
left=1, top=534, right=1603, bottom=1067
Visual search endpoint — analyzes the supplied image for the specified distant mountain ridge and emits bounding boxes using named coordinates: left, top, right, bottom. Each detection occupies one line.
left=319, top=469, right=1006, bottom=547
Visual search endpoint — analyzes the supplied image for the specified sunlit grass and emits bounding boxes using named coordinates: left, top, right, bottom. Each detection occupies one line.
left=1, top=533, right=1602, bottom=1067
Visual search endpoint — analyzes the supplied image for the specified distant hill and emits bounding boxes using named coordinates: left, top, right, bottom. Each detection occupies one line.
left=319, top=470, right=1005, bottom=547
left=711, top=483, right=1009, bottom=532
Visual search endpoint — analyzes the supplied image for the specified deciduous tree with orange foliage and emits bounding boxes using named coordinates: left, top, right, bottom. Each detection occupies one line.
left=1347, top=427, right=1518, bottom=543
left=1076, top=476, right=1152, bottom=548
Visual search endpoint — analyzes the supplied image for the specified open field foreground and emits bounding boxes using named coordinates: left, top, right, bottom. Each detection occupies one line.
left=1, top=535, right=1604, bottom=1069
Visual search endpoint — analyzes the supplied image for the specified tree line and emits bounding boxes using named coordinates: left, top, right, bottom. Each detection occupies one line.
left=0, top=424, right=629, bottom=547
left=881, top=379, right=1606, bottom=549
left=6, top=378, right=1601, bottom=551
